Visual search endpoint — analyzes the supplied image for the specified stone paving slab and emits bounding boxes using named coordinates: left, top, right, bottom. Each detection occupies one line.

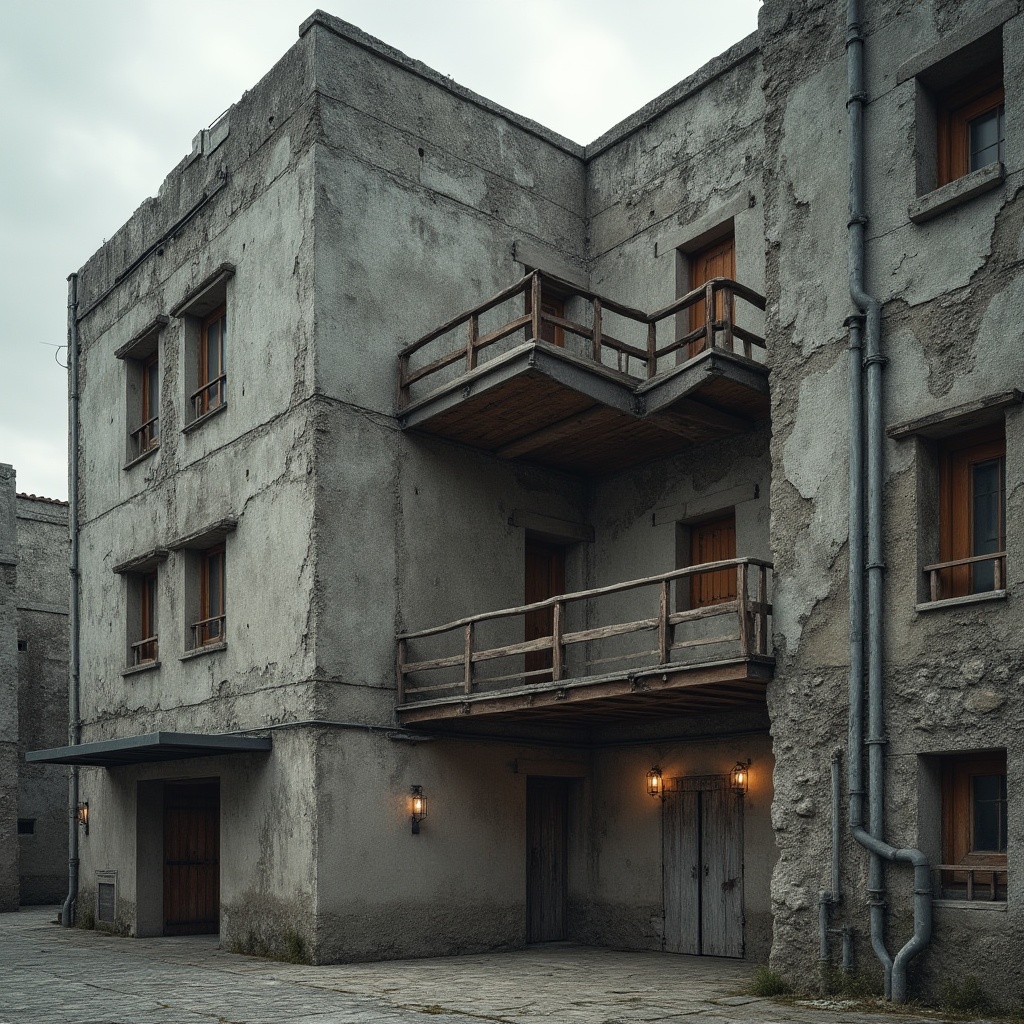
left=0, top=906, right=960, bottom=1024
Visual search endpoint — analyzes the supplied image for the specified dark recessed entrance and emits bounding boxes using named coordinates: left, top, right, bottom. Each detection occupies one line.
left=163, top=780, right=220, bottom=935
left=526, top=776, right=569, bottom=942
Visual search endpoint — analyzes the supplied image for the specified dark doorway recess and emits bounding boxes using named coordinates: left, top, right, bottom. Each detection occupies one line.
left=163, top=780, right=220, bottom=935
left=526, top=776, right=569, bottom=942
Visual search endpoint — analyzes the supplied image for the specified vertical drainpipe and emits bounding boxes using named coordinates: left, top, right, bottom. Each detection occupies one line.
left=845, top=0, right=931, bottom=1002
left=61, top=273, right=81, bottom=928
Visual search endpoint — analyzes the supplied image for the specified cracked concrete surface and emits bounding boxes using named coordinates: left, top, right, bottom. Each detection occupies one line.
left=0, top=907, right=954, bottom=1024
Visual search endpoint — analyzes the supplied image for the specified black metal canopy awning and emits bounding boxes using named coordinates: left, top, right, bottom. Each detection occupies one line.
left=26, top=732, right=272, bottom=768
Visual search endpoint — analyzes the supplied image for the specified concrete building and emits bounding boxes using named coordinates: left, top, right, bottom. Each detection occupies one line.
left=29, top=0, right=1024, bottom=1004
left=1, top=467, right=70, bottom=909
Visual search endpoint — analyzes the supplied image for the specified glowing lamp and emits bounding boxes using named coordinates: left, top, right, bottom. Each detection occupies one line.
left=646, top=767, right=664, bottom=799
left=410, top=785, right=427, bottom=834
left=731, top=760, right=750, bottom=795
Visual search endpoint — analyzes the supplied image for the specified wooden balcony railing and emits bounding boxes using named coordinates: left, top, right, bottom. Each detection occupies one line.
left=131, top=635, right=159, bottom=665
left=397, top=558, right=772, bottom=705
left=922, top=551, right=1006, bottom=603
left=191, top=614, right=226, bottom=648
left=191, top=375, right=226, bottom=419
left=935, top=864, right=1007, bottom=902
left=397, top=271, right=766, bottom=409
left=129, top=415, right=159, bottom=458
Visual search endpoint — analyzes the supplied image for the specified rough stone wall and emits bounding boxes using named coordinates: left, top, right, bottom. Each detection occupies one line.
left=761, top=0, right=1024, bottom=1002
left=0, top=466, right=18, bottom=911
left=15, top=494, right=69, bottom=903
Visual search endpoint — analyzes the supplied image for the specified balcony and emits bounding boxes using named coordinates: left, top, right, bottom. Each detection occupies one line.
left=397, top=272, right=769, bottom=476
left=396, top=558, right=773, bottom=727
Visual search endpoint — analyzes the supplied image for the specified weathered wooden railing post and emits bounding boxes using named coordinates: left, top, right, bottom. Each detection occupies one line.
left=722, top=283, right=736, bottom=355
left=396, top=638, right=407, bottom=703
left=995, top=553, right=1004, bottom=590
left=592, top=297, right=603, bottom=361
left=552, top=601, right=565, bottom=681
left=466, top=313, right=479, bottom=371
left=646, top=320, right=658, bottom=378
left=737, top=562, right=750, bottom=657
left=757, top=565, right=769, bottom=655
left=463, top=622, right=474, bottom=694
left=397, top=352, right=410, bottom=410
left=658, top=579, right=670, bottom=664
left=530, top=272, right=542, bottom=342
left=704, top=281, right=716, bottom=351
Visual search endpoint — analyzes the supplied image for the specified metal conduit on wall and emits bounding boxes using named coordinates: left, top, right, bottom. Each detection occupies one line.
left=845, top=0, right=932, bottom=1002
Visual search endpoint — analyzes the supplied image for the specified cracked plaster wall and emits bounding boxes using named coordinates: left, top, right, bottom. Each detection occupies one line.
left=761, top=0, right=1024, bottom=1000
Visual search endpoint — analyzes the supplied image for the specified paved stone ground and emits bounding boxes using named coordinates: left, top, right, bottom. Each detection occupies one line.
left=0, top=906, right=945, bottom=1024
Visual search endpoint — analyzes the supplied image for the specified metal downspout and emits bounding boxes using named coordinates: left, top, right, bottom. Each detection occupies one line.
left=846, top=0, right=931, bottom=1002
left=61, top=273, right=81, bottom=928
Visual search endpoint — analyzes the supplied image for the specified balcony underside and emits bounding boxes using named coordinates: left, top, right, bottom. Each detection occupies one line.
left=398, top=342, right=770, bottom=476
left=396, top=656, right=773, bottom=727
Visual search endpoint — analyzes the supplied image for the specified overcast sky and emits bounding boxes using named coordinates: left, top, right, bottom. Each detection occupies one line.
left=0, top=0, right=761, bottom=501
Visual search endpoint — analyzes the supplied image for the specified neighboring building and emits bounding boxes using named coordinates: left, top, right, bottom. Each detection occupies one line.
left=0, top=467, right=70, bottom=909
left=29, top=0, right=1024, bottom=1003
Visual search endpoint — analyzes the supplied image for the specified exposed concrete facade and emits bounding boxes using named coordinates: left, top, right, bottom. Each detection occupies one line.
left=54, top=0, right=1024, bottom=1005
left=0, top=468, right=70, bottom=910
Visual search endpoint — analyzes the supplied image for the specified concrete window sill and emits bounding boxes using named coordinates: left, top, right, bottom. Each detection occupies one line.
left=916, top=589, right=1006, bottom=613
left=909, top=162, right=1005, bottom=224
left=182, top=401, right=227, bottom=434
left=933, top=899, right=1007, bottom=912
left=180, top=641, right=227, bottom=661
left=123, top=445, right=159, bottom=471
left=122, top=661, right=160, bottom=677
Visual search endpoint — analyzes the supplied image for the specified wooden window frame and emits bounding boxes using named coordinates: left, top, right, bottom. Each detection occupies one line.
left=936, top=425, right=1006, bottom=598
left=130, top=571, right=159, bottom=665
left=942, top=753, right=1008, bottom=865
left=937, top=73, right=1005, bottom=186
left=195, top=306, right=227, bottom=417
left=195, top=545, right=226, bottom=648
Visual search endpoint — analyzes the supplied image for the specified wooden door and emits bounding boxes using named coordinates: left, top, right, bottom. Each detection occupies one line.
left=524, top=539, right=566, bottom=682
left=526, top=777, right=569, bottom=942
left=526, top=287, right=566, bottom=346
left=663, top=782, right=744, bottom=957
left=688, top=235, right=736, bottom=358
left=700, top=787, right=744, bottom=957
left=163, top=781, right=220, bottom=935
left=689, top=513, right=737, bottom=608
left=664, top=790, right=700, bottom=954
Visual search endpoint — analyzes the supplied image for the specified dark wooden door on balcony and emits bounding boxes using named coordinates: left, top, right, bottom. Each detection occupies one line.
left=526, top=776, right=569, bottom=942
left=524, top=539, right=566, bottom=683
left=688, top=235, right=736, bottom=358
left=664, top=781, right=743, bottom=957
left=689, top=513, right=737, bottom=608
left=163, top=781, right=220, bottom=935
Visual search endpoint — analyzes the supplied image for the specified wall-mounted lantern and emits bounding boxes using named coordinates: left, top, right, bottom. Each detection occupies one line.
left=646, top=767, right=664, bottom=799
left=410, top=785, right=427, bottom=834
left=731, top=760, right=751, bottom=796
left=76, top=801, right=90, bottom=835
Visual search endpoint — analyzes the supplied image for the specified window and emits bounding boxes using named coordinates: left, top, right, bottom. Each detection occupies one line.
left=169, top=261, right=234, bottom=428
left=17, top=639, right=27, bottom=652
left=940, top=752, right=1007, bottom=901
left=132, top=572, right=159, bottom=665
left=194, top=545, right=225, bottom=648
left=17, top=819, right=35, bottom=836
left=195, top=306, right=227, bottom=418
left=116, top=314, right=167, bottom=466
left=132, top=353, right=160, bottom=457
left=932, top=425, right=1006, bottom=600
left=937, top=73, right=1005, bottom=186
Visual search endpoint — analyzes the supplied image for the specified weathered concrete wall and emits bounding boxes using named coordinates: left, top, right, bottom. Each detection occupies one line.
left=761, top=0, right=1024, bottom=1002
left=15, top=494, right=69, bottom=904
left=0, top=466, right=18, bottom=911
